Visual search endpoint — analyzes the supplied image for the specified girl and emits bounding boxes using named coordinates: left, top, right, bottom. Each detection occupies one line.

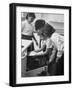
left=37, top=23, right=64, bottom=75
left=22, top=13, right=35, bottom=39
left=34, top=20, right=57, bottom=59
left=22, top=13, right=38, bottom=55
left=34, top=23, right=57, bottom=75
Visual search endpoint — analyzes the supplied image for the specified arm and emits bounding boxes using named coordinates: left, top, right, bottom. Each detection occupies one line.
left=34, top=44, right=46, bottom=52
left=32, top=35, right=38, bottom=45
left=49, top=47, right=57, bottom=63
left=56, top=50, right=64, bottom=62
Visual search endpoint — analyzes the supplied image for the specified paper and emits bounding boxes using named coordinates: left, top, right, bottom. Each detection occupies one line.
left=29, top=51, right=44, bottom=56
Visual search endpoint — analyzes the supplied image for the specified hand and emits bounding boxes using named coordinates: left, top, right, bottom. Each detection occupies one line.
left=49, top=58, right=53, bottom=64
left=34, top=50, right=39, bottom=52
left=56, top=57, right=60, bottom=63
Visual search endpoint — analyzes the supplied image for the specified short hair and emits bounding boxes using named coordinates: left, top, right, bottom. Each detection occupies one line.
left=26, top=13, right=36, bottom=19
left=41, top=23, right=55, bottom=38
left=35, top=19, right=45, bottom=31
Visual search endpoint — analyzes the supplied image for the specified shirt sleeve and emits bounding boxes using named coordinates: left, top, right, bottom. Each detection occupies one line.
left=51, top=33, right=64, bottom=51
left=57, top=35, right=64, bottom=57
left=51, top=33, right=64, bottom=58
left=46, top=39, right=53, bottom=49
left=21, top=21, right=25, bottom=33
left=57, top=35, right=64, bottom=51
left=31, top=24, right=35, bottom=32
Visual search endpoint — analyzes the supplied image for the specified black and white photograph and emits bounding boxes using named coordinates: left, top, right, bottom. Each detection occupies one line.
left=10, top=3, right=71, bottom=87
left=21, top=12, right=64, bottom=77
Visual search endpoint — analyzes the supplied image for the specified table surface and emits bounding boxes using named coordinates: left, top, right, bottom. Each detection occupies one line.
left=21, top=39, right=45, bottom=57
left=21, top=39, right=32, bottom=52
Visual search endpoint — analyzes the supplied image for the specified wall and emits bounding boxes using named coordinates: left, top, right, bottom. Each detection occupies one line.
left=35, top=13, right=64, bottom=34
left=22, top=13, right=64, bottom=34
left=39, top=13, right=64, bottom=34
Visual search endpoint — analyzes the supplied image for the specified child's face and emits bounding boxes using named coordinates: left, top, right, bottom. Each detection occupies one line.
left=27, top=17, right=34, bottom=23
left=37, top=30, right=46, bottom=40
